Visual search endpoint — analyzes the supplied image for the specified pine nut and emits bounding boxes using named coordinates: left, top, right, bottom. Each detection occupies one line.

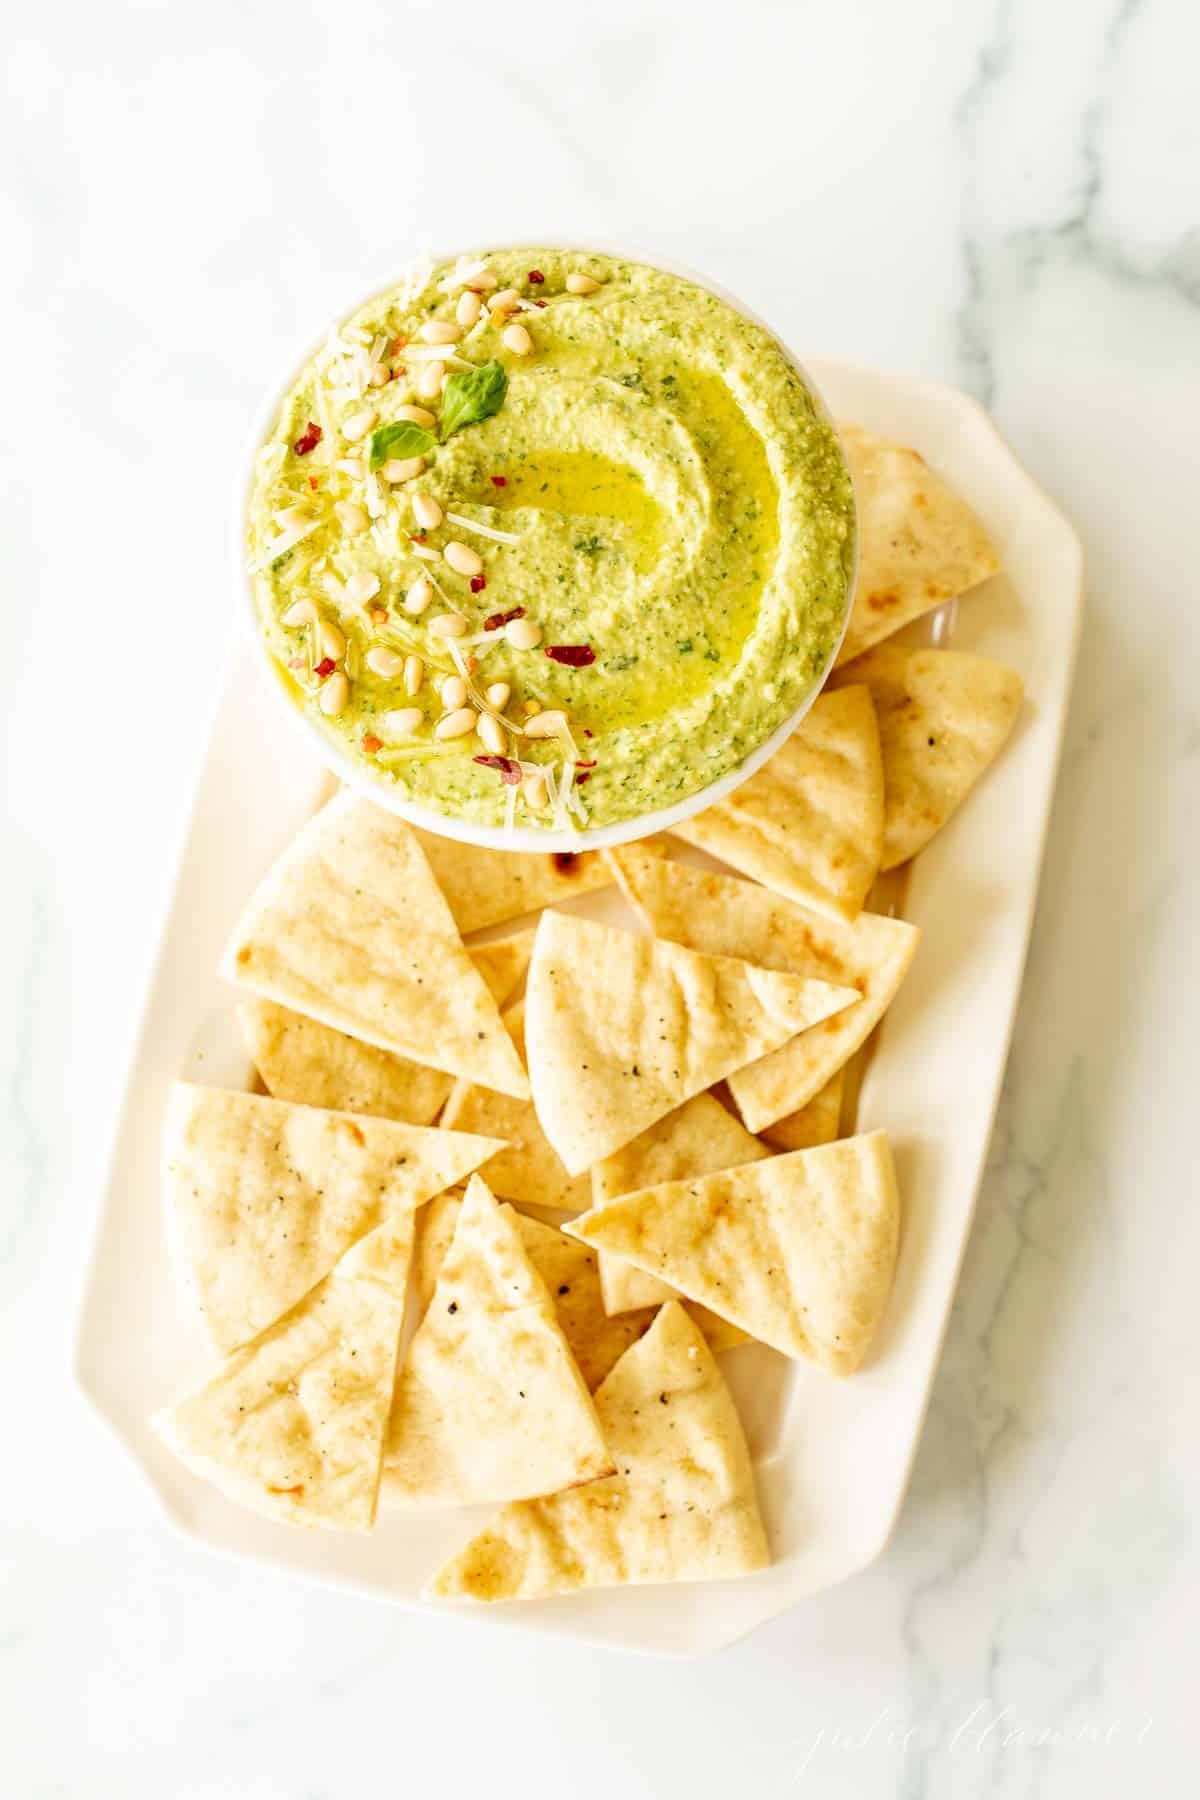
left=477, top=712, right=507, bottom=754
left=417, top=362, right=445, bottom=400
left=440, top=674, right=468, bottom=709
left=380, top=455, right=424, bottom=484
left=435, top=706, right=478, bottom=740
left=489, top=289, right=521, bottom=317
left=466, top=267, right=498, bottom=292
left=344, top=570, right=381, bottom=608
left=566, top=272, right=602, bottom=295
left=366, top=647, right=405, bottom=677
left=395, top=405, right=436, bottom=427
left=429, top=612, right=468, bottom=638
left=319, top=672, right=349, bottom=716
left=485, top=681, right=511, bottom=709
left=456, top=290, right=482, bottom=328
left=411, top=492, right=444, bottom=531
left=443, top=540, right=484, bottom=577
left=418, top=319, right=462, bottom=344
left=342, top=408, right=378, bottom=442
left=404, top=576, right=433, bottom=616
left=403, top=654, right=424, bottom=696
left=281, top=599, right=318, bottom=627
left=382, top=706, right=424, bottom=736
left=336, top=456, right=366, bottom=478
left=522, top=709, right=567, bottom=739
left=522, top=770, right=548, bottom=810
left=334, top=501, right=369, bottom=535
left=319, top=619, right=346, bottom=660
left=502, top=323, right=533, bottom=356
left=505, top=616, right=542, bottom=650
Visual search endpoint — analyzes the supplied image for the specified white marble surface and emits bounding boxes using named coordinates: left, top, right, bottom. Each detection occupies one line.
left=3, top=0, right=1198, bottom=1793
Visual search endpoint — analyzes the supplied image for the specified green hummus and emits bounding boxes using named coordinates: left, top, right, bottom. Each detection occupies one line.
left=247, top=250, right=855, bottom=830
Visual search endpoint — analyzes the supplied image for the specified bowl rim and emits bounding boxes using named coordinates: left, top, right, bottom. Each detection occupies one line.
left=232, top=241, right=857, bottom=852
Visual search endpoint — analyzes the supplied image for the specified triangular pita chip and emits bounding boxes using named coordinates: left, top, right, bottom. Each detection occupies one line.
left=467, top=930, right=536, bottom=1007
left=238, top=998, right=453, bottom=1125
left=568, top=1133, right=900, bottom=1374
left=412, top=1192, right=652, bottom=1389
left=155, top=1214, right=414, bottom=1531
left=834, top=424, right=1000, bottom=665
left=670, top=686, right=884, bottom=922
left=831, top=645, right=1022, bottom=868
left=440, top=1001, right=591, bottom=1211
left=164, top=1083, right=505, bottom=1353
left=427, top=1302, right=769, bottom=1601
left=222, top=792, right=528, bottom=1097
left=382, top=1175, right=613, bottom=1506
left=761, top=1070, right=845, bottom=1152
left=525, top=911, right=860, bottom=1175
left=591, top=1095, right=771, bottom=1321
left=609, top=846, right=918, bottom=1134
left=414, top=831, right=614, bottom=934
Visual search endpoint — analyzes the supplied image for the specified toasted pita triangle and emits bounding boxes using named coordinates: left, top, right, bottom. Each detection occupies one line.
left=238, top=999, right=453, bottom=1125
left=382, top=1175, right=613, bottom=1506
left=591, top=1094, right=770, bottom=1323
left=467, top=929, right=536, bottom=1006
left=609, top=846, right=918, bottom=1134
left=761, top=1070, right=845, bottom=1151
left=164, top=1083, right=505, bottom=1354
left=568, top=1133, right=900, bottom=1374
left=427, top=1302, right=769, bottom=1601
left=671, top=686, right=884, bottom=921
left=414, top=830, right=613, bottom=934
left=834, top=424, right=1000, bottom=666
left=413, top=1195, right=653, bottom=1390
left=831, top=645, right=1022, bottom=868
left=155, top=1214, right=414, bottom=1531
left=222, top=792, right=528, bottom=1098
left=440, top=1001, right=591, bottom=1211
left=525, top=912, right=860, bottom=1175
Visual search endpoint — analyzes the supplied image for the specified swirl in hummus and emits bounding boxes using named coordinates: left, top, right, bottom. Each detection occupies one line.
left=246, top=250, right=855, bottom=830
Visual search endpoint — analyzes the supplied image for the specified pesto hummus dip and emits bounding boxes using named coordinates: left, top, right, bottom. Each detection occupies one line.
left=246, top=250, right=855, bottom=831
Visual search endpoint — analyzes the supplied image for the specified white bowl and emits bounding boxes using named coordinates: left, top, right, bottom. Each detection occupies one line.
left=234, top=245, right=856, bottom=853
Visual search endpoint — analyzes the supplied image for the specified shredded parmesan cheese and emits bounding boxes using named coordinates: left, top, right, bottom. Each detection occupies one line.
left=444, top=512, right=521, bottom=547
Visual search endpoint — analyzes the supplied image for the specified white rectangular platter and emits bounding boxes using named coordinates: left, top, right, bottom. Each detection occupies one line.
left=74, top=358, right=1084, bottom=1656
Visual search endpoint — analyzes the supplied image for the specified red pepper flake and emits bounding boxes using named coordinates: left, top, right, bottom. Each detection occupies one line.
left=575, top=759, right=597, bottom=768
left=575, top=770, right=593, bottom=786
left=362, top=733, right=383, bottom=755
left=411, top=530, right=426, bottom=542
left=392, top=365, right=406, bottom=380
left=534, top=299, right=548, bottom=308
left=473, top=754, right=523, bottom=785
left=490, top=475, right=508, bottom=488
left=583, top=728, right=594, bottom=737
left=314, top=656, right=336, bottom=679
left=390, top=336, right=408, bottom=355
left=308, top=475, right=319, bottom=490
left=469, top=574, right=487, bottom=594
left=292, top=421, right=322, bottom=456
left=483, top=604, right=525, bottom=632
left=545, top=644, right=596, bottom=667
left=527, top=269, right=545, bottom=284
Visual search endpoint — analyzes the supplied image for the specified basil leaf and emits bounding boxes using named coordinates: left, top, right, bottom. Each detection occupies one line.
left=368, top=420, right=436, bottom=470
left=439, top=360, right=508, bottom=441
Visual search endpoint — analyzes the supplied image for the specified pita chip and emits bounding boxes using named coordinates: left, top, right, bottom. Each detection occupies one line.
left=761, top=1071, right=845, bottom=1152
left=413, top=831, right=613, bottom=934
left=609, top=846, right=918, bottom=1134
left=412, top=1192, right=652, bottom=1389
left=467, top=929, right=536, bottom=1008
left=831, top=644, right=1023, bottom=868
left=834, top=424, right=1000, bottom=665
left=569, top=1132, right=900, bottom=1374
left=155, top=1214, right=414, bottom=1532
left=670, top=686, right=884, bottom=922
left=238, top=999, right=453, bottom=1126
left=382, top=1175, right=613, bottom=1506
left=427, top=1301, right=769, bottom=1602
left=221, top=792, right=528, bottom=1098
left=164, top=1083, right=505, bottom=1354
left=591, top=1094, right=771, bottom=1324
left=525, top=911, right=860, bottom=1175
left=440, top=1001, right=592, bottom=1211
